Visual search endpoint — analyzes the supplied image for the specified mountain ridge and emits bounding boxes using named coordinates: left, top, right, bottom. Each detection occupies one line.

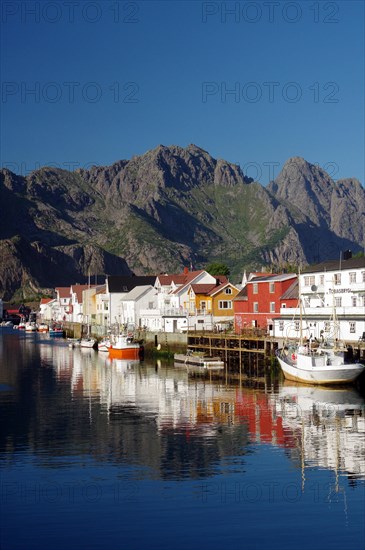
left=0, top=144, right=364, bottom=301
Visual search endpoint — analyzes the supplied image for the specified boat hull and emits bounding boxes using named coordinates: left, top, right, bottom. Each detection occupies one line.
left=277, top=355, right=365, bottom=385
left=108, top=346, right=140, bottom=360
left=80, top=338, right=97, bottom=349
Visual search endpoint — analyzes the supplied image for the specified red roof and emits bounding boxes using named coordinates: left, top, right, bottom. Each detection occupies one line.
left=158, top=274, right=187, bottom=286
left=40, top=298, right=52, bottom=304
left=190, top=283, right=217, bottom=295
left=71, top=284, right=97, bottom=303
left=158, top=270, right=206, bottom=287
left=56, top=287, right=71, bottom=299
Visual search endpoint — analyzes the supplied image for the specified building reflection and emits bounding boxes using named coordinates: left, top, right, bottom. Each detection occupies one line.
left=39, top=341, right=365, bottom=481
left=1, top=334, right=364, bottom=484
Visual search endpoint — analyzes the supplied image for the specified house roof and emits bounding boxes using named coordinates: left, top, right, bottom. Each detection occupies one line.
left=173, top=273, right=228, bottom=296
left=157, top=274, right=187, bottom=286
left=157, top=270, right=208, bottom=287
left=190, top=283, right=218, bottom=295
left=302, top=256, right=365, bottom=273
left=209, top=282, right=238, bottom=297
left=249, top=272, right=269, bottom=279
left=280, top=280, right=299, bottom=300
left=122, top=285, right=155, bottom=301
left=40, top=298, right=53, bottom=304
left=234, top=286, right=248, bottom=301
left=56, top=287, right=71, bottom=299
left=71, top=284, right=97, bottom=303
left=248, top=273, right=297, bottom=283
left=189, top=281, right=235, bottom=297
left=108, top=275, right=156, bottom=293
left=95, top=285, right=106, bottom=295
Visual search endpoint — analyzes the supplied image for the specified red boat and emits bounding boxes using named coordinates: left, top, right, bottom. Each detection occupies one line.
left=108, top=335, right=140, bottom=360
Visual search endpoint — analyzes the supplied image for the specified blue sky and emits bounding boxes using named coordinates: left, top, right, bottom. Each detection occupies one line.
left=1, top=0, right=364, bottom=184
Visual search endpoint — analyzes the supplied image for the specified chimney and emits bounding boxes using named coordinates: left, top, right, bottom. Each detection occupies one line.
left=184, top=267, right=189, bottom=275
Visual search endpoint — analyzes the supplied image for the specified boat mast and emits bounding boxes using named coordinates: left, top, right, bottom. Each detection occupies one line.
left=298, top=269, right=303, bottom=345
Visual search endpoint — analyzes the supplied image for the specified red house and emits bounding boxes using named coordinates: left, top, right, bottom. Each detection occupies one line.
left=234, top=273, right=297, bottom=333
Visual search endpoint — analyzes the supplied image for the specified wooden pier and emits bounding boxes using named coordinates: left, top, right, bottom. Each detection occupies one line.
left=186, top=330, right=365, bottom=372
left=188, top=330, right=279, bottom=358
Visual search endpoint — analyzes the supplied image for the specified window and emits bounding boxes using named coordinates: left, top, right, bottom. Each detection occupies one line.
left=334, top=297, right=342, bottom=307
left=362, top=272, right=365, bottom=283
left=304, top=276, right=315, bottom=287
left=349, top=272, right=356, bottom=284
left=225, top=287, right=232, bottom=295
left=282, top=303, right=286, bottom=309
left=270, top=302, right=275, bottom=313
left=253, top=302, right=259, bottom=313
left=349, top=321, right=356, bottom=334
left=279, top=320, right=284, bottom=331
left=218, top=300, right=232, bottom=309
left=324, top=322, right=330, bottom=332
left=352, top=296, right=357, bottom=307
left=334, top=273, right=341, bottom=285
left=201, top=301, right=207, bottom=310
left=253, top=283, right=258, bottom=294
left=319, top=275, right=324, bottom=285
left=269, top=282, right=275, bottom=294
left=295, top=321, right=300, bottom=331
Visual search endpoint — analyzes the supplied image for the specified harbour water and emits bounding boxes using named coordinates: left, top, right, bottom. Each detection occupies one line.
left=1, top=329, right=364, bottom=550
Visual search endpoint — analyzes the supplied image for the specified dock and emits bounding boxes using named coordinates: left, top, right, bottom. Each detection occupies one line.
left=186, top=330, right=365, bottom=373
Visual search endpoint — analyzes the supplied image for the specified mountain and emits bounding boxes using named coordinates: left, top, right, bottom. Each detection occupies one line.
left=0, top=145, right=364, bottom=301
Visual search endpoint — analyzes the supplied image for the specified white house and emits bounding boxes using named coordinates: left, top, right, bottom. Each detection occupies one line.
left=39, top=298, right=57, bottom=321
left=139, top=269, right=223, bottom=333
left=106, top=275, right=157, bottom=327
left=94, top=285, right=109, bottom=327
left=55, top=287, right=72, bottom=321
left=120, top=285, right=157, bottom=329
left=273, top=254, right=365, bottom=342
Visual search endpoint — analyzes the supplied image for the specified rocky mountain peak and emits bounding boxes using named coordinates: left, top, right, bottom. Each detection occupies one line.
left=1, top=145, right=363, bottom=301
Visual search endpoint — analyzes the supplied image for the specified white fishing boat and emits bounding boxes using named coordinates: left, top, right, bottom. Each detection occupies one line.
left=277, top=276, right=365, bottom=385
left=276, top=344, right=364, bottom=385
left=80, top=336, right=97, bottom=349
left=25, top=322, right=37, bottom=332
left=174, top=351, right=224, bottom=369
left=98, top=337, right=111, bottom=352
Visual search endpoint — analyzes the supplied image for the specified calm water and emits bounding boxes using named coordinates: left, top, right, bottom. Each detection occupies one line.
left=1, top=329, right=364, bottom=550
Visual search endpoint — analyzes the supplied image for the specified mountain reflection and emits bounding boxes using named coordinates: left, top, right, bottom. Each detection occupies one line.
left=0, top=334, right=364, bottom=483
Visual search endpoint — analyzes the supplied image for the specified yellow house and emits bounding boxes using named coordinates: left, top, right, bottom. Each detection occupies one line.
left=188, top=282, right=240, bottom=321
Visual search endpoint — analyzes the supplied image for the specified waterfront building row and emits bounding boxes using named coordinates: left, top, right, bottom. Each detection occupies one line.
left=234, top=254, right=365, bottom=342
left=39, top=268, right=241, bottom=332
left=36, top=253, right=365, bottom=342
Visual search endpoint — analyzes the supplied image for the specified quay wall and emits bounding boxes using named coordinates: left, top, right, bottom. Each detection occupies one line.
left=60, top=322, right=365, bottom=363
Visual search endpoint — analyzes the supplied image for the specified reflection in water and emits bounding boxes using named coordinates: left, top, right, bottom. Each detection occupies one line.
left=1, top=332, right=363, bottom=483
left=272, top=385, right=365, bottom=481
left=1, top=330, right=365, bottom=550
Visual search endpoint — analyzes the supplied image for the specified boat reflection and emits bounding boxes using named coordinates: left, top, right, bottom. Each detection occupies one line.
left=32, top=342, right=365, bottom=481
left=271, top=384, right=365, bottom=480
